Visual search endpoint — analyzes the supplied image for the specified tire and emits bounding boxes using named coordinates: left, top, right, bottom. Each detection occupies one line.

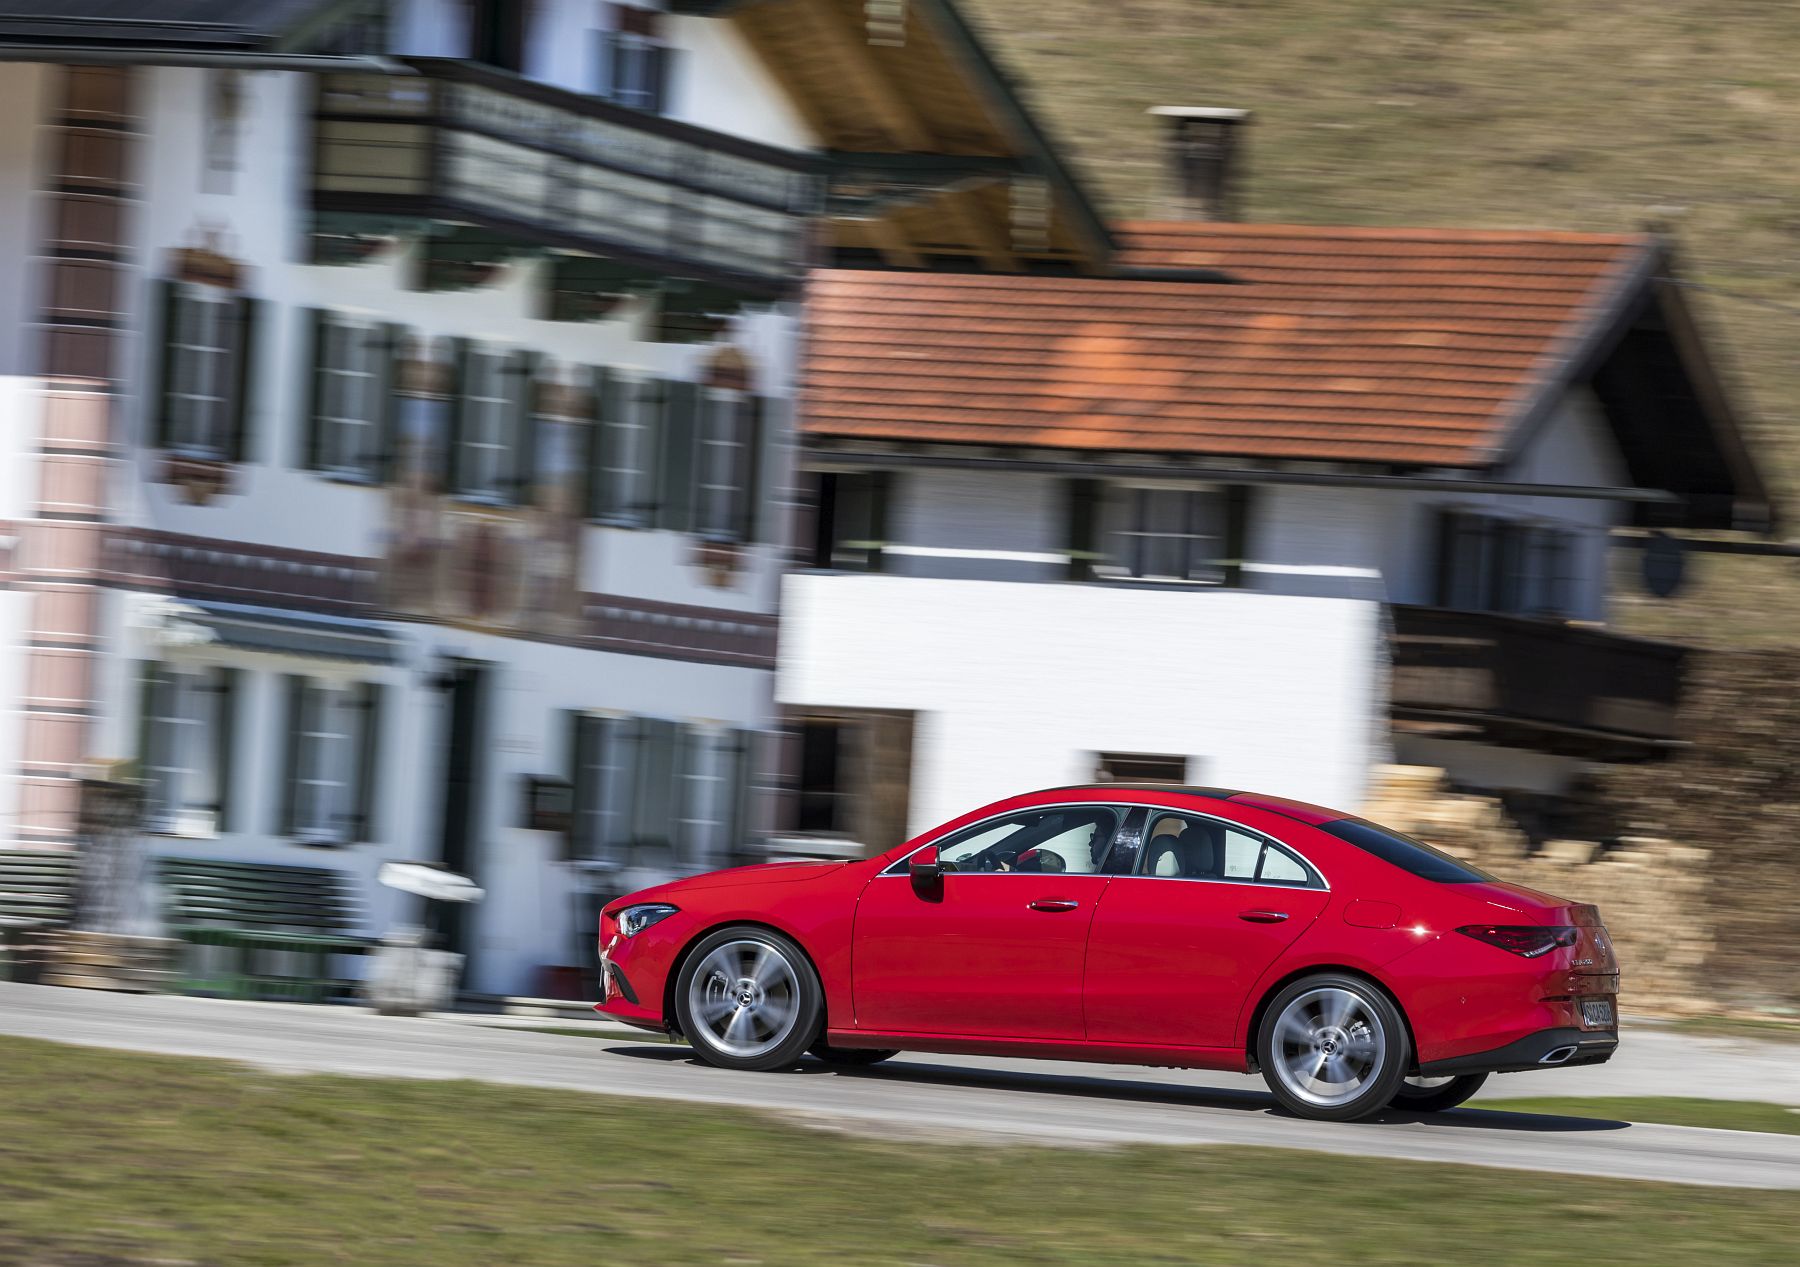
left=673, top=926, right=822, bottom=1072
left=810, top=1042, right=898, bottom=1068
left=1390, top=1072, right=1488, bottom=1113
left=1255, top=973, right=1411, bottom=1122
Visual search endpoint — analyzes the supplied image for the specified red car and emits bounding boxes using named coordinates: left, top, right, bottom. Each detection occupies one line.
left=596, top=785, right=1620, bottom=1121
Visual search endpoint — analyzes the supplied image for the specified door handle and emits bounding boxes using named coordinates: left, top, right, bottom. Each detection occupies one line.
left=1238, top=910, right=1289, bottom=923
left=1028, top=898, right=1080, bottom=912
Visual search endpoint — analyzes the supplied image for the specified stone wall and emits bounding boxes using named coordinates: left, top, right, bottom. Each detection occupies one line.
left=1363, top=765, right=1716, bottom=1014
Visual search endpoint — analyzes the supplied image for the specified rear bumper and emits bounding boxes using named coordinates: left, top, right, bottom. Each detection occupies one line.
left=1417, top=1026, right=1618, bottom=1077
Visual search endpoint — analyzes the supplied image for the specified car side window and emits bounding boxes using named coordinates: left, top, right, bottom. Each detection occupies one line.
left=1138, top=811, right=1319, bottom=887
left=929, top=807, right=1119, bottom=875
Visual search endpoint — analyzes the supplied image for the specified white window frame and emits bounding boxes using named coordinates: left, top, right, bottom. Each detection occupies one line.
left=317, top=316, right=384, bottom=480
left=144, top=665, right=227, bottom=838
left=697, top=387, right=748, bottom=541
left=455, top=348, right=516, bottom=502
left=291, top=682, right=359, bottom=844
left=167, top=284, right=237, bottom=459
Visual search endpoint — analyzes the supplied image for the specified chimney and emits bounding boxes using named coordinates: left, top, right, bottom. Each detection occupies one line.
left=1148, top=106, right=1251, bottom=221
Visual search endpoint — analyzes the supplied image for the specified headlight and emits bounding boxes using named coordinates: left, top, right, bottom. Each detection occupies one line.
left=617, top=903, right=679, bottom=937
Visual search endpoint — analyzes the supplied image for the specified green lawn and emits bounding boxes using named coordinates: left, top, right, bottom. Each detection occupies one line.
left=2, top=1036, right=1797, bottom=1266
left=1478, top=1096, right=1800, bottom=1136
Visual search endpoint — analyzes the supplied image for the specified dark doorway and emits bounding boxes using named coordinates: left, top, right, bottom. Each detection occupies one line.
left=469, top=0, right=527, bottom=72
left=436, top=661, right=488, bottom=959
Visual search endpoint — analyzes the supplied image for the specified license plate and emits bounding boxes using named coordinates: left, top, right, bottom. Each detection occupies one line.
left=1580, top=998, right=1615, bottom=1028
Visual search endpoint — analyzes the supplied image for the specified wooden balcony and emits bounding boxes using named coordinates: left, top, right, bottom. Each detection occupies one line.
left=1388, top=605, right=1687, bottom=758
left=310, top=59, right=823, bottom=297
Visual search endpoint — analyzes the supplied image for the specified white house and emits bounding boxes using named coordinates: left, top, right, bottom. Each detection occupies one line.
left=777, top=217, right=1769, bottom=852
left=0, top=0, right=1137, bottom=996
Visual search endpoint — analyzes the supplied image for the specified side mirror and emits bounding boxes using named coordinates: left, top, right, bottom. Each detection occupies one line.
left=910, top=844, right=947, bottom=892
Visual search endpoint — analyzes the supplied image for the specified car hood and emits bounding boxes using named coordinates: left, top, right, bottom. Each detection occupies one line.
left=659, top=860, right=846, bottom=894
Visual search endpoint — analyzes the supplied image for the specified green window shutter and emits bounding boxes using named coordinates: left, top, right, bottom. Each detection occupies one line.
left=657, top=379, right=698, bottom=532
left=214, top=668, right=239, bottom=834
left=736, top=395, right=766, bottom=543
left=632, top=717, right=678, bottom=854
left=566, top=711, right=598, bottom=861
left=509, top=350, right=541, bottom=507
left=135, top=661, right=159, bottom=774
left=299, top=308, right=326, bottom=470
left=226, top=295, right=264, bottom=464
left=727, top=728, right=755, bottom=866
left=445, top=336, right=472, bottom=494
left=1065, top=478, right=1101, bottom=581
left=374, top=323, right=407, bottom=484
left=1222, top=484, right=1254, bottom=589
left=276, top=674, right=304, bottom=836
left=352, top=680, right=384, bottom=843
left=147, top=280, right=179, bottom=449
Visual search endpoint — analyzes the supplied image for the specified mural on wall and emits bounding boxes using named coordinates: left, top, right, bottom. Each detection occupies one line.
left=378, top=338, right=586, bottom=639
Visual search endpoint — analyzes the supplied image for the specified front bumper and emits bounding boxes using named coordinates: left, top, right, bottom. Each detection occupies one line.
left=1417, top=1026, right=1619, bottom=1077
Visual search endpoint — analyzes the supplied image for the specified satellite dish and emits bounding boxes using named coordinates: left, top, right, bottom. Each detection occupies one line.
left=1641, top=531, right=1686, bottom=599
left=378, top=862, right=484, bottom=904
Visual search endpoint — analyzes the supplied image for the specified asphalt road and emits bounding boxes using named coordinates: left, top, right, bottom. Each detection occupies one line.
left=3, top=982, right=1797, bottom=1189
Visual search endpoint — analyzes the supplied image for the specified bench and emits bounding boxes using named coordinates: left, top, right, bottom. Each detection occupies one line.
left=159, top=858, right=373, bottom=1003
left=0, top=850, right=78, bottom=982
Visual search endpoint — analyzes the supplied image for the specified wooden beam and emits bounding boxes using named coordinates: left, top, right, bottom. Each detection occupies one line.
left=732, top=8, right=845, bottom=147
left=936, top=182, right=1018, bottom=271
left=855, top=215, right=924, bottom=269
left=791, top=0, right=934, bottom=151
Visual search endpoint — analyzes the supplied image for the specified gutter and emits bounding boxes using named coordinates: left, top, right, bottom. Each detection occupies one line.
left=802, top=445, right=1680, bottom=505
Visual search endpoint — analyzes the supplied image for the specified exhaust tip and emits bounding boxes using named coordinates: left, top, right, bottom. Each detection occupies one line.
left=1539, top=1045, right=1578, bottom=1065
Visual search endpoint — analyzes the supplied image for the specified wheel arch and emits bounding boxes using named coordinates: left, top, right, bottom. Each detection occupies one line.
left=661, top=917, right=828, bottom=1039
left=1241, top=963, right=1420, bottom=1073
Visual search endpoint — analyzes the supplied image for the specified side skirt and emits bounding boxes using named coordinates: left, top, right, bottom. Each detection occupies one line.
left=822, top=1028, right=1252, bottom=1073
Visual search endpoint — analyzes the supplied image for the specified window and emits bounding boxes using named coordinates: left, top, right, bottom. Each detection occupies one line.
left=569, top=714, right=752, bottom=871
left=810, top=471, right=889, bottom=571
left=1105, top=486, right=1231, bottom=584
left=696, top=388, right=759, bottom=541
left=469, top=0, right=527, bottom=71
left=154, top=281, right=255, bottom=460
left=797, top=719, right=849, bottom=835
left=595, top=4, right=671, bottom=113
left=1095, top=752, right=1189, bottom=784
left=1139, top=811, right=1320, bottom=887
left=914, top=807, right=1119, bottom=875
left=280, top=677, right=383, bottom=844
left=591, top=373, right=661, bottom=526
left=451, top=345, right=528, bottom=503
left=1436, top=511, right=1575, bottom=617
left=139, top=664, right=236, bottom=836
left=307, top=314, right=391, bottom=481
left=1320, top=818, right=1494, bottom=884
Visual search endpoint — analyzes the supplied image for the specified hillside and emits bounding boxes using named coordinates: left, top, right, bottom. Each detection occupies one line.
left=964, top=0, right=1800, bottom=644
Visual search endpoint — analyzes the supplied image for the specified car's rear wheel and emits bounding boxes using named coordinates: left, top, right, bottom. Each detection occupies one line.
left=809, top=1042, right=898, bottom=1068
left=674, top=926, right=821, bottom=1072
left=1389, top=1072, right=1488, bottom=1113
left=1256, top=974, right=1410, bottom=1122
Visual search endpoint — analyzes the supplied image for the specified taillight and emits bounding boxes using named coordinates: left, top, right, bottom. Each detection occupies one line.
left=1457, top=924, right=1578, bottom=958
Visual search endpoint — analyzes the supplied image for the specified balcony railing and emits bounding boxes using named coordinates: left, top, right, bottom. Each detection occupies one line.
left=311, top=58, right=824, bottom=295
left=1388, top=605, right=1687, bottom=754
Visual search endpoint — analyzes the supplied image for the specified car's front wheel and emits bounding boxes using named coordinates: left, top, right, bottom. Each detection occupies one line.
left=674, top=926, right=821, bottom=1072
left=1389, top=1072, right=1488, bottom=1113
left=1256, top=974, right=1411, bottom=1122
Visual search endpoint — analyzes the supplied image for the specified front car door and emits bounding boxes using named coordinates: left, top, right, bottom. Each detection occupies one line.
left=1083, top=807, right=1331, bottom=1050
left=851, top=805, right=1119, bottom=1040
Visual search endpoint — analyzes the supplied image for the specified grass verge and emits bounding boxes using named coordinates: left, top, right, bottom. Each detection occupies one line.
left=2, top=1036, right=1798, bottom=1266
left=1478, top=1096, right=1800, bottom=1136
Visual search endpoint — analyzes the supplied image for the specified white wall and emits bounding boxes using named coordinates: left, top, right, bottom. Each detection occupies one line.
left=779, top=573, right=1386, bottom=832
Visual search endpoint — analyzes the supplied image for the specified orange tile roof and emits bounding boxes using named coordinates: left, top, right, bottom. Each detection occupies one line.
left=802, top=222, right=1655, bottom=467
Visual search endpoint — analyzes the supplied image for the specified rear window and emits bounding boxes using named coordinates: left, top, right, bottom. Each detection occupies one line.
left=1321, top=818, right=1494, bottom=883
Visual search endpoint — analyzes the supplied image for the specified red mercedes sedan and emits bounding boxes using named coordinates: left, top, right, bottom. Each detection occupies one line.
left=595, top=785, right=1620, bottom=1121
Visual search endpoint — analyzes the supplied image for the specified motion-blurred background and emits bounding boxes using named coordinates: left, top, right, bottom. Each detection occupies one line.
left=1, top=0, right=1795, bottom=1044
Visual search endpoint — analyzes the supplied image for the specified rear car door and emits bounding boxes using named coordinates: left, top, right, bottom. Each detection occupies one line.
left=851, top=805, right=1119, bottom=1040
left=1083, top=808, right=1330, bottom=1050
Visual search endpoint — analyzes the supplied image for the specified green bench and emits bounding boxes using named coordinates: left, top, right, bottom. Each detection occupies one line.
left=159, top=858, right=372, bottom=1003
left=0, top=850, right=78, bottom=982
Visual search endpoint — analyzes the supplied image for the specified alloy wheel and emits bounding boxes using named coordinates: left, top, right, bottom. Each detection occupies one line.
left=1269, top=985, right=1389, bottom=1109
left=686, top=938, right=803, bottom=1060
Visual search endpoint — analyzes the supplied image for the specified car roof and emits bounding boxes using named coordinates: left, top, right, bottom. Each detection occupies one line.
left=1034, top=784, right=1349, bottom=826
